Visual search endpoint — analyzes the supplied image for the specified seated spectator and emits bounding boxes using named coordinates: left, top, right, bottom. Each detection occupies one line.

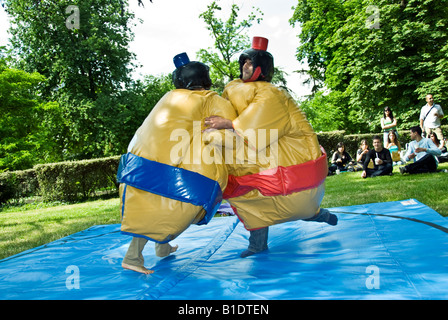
left=328, top=142, right=353, bottom=175
left=400, top=126, right=442, bottom=174
left=362, top=135, right=393, bottom=178
left=351, top=139, right=370, bottom=171
left=429, top=132, right=448, bottom=163
left=386, top=130, right=405, bottom=166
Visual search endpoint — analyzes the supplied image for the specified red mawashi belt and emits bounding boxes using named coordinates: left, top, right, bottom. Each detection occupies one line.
left=223, top=150, right=327, bottom=199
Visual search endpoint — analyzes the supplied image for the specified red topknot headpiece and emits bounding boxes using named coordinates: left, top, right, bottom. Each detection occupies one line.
left=252, top=36, right=269, bottom=51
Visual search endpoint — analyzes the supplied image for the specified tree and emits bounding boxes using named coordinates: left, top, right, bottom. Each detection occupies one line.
left=0, top=56, right=61, bottom=171
left=298, top=90, right=345, bottom=133
left=2, top=0, right=141, bottom=161
left=197, top=0, right=264, bottom=93
left=291, top=0, right=448, bottom=133
left=88, top=74, right=175, bottom=158
left=1, top=0, right=154, bottom=9
left=45, top=73, right=174, bottom=161
left=3, top=0, right=137, bottom=101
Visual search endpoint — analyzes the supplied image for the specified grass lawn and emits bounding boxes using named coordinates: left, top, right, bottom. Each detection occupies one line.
left=0, top=198, right=121, bottom=260
left=1, top=162, right=447, bottom=260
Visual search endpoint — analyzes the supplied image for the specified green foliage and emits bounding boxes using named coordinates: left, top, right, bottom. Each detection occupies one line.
left=197, top=1, right=288, bottom=93
left=197, top=0, right=264, bottom=93
left=41, top=74, right=174, bottom=162
left=0, top=0, right=154, bottom=166
left=3, top=0, right=137, bottom=100
left=291, top=0, right=448, bottom=133
left=299, top=90, right=346, bottom=132
left=0, top=58, right=61, bottom=171
left=0, top=55, right=172, bottom=170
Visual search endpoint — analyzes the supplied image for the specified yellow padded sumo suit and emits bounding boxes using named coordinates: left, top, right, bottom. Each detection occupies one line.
left=222, top=79, right=327, bottom=230
left=118, top=89, right=236, bottom=243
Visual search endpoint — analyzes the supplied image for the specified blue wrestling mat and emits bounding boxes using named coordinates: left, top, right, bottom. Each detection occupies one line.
left=1, top=199, right=447, bottom=300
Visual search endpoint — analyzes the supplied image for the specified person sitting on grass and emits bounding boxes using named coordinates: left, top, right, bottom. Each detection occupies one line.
left=429, top=132, right=448, bottom=163
left=361, top=135, right=393, bottom=178
left=328, top=142, right=353, bottom=175
left=399, top=126, right=442, bottom=175
left=386, top=130, right=405, bottom=166
left=352, top=139, right=370, bottom=171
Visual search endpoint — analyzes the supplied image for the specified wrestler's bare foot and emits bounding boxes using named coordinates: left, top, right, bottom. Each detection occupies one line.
left=155, top=243, right=179, bottom=257
left=170, top=245, right=179, bottom=254
left=122, top=262, right=154, bottom=275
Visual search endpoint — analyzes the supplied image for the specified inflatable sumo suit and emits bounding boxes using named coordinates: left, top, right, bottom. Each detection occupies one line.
left=117, top=53, right=236, bottom=243
left=222, top=37, right=327, bottom=230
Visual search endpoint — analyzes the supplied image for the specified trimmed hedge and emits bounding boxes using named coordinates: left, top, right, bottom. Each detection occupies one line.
left=0, top=156, right=120, bottom=204
left=34, top=156, right=121, bottom=202
left=0, top=169, right=39, bottom=204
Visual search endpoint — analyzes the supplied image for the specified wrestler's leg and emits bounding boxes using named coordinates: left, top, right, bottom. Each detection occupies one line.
left=304, top=208, right=338, bottom=226
left=155, top=242, right=179, bottom=258
left=122, top=237, right=154, bottom=275
left=240, top=227, right=269, bottom=258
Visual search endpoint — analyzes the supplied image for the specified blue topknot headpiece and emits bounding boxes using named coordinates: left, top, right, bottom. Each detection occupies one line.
left=173, top=52, right=190, bottom=68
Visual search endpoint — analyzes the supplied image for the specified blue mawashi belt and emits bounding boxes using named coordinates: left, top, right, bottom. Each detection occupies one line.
left=117, top=152, right=222, bottom=225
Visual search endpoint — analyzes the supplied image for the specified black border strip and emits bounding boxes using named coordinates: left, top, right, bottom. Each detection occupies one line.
left=332, top=211, right=448, bottom=235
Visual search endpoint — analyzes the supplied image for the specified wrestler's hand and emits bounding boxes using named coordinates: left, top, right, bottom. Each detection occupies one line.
left=204, top=116, right=233, bottom=130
